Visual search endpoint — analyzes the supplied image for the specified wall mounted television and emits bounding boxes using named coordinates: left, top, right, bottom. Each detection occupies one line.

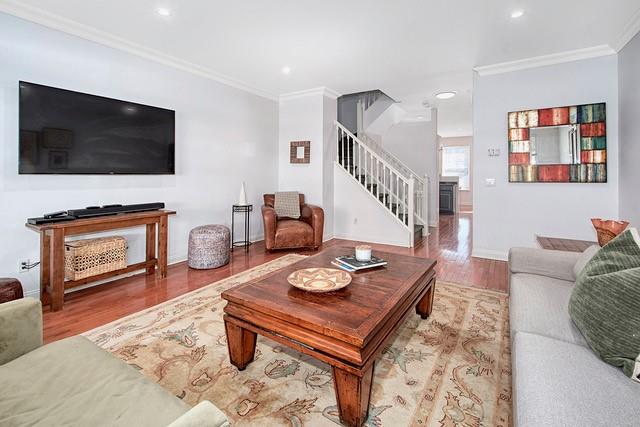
left=19, top=81, right=175, bottom=174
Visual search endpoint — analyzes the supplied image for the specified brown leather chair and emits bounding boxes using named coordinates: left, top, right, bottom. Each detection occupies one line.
left=262, top=194, right=324, bottom=251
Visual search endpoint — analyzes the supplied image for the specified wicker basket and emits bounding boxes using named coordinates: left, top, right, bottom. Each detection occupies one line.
left=64, top=236, right=127, bottom=281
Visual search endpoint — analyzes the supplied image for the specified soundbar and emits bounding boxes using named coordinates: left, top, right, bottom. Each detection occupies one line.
left=28, top=202, right=165, bottom=225
left=68, top=202, right=165, bottom=218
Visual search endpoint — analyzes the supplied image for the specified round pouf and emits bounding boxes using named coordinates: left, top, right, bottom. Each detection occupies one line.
left=188, top=225, right=230, bottom=269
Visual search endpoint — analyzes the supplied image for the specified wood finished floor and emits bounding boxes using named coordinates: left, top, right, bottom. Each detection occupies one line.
left=43, top=211, right=508, bottom=343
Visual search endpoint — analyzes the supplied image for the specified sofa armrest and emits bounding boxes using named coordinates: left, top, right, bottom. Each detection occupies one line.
left=167, top=401, right=229, bottom=427
left=301, top=204, right=324, bottom=247
left=262, top=205, right=277, bottom=250
left=0, top=297, right=43, bottom=365
left=509, top=247, right=582, bottom=282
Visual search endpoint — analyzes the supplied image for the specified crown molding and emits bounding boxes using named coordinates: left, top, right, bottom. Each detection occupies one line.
left=612, top=7, right=640, bottom=52
left=279, top=87, right=341, bottom=102
left=474, top=45, right=616, bottom=76
left=0, top=0, right=278, bottom=100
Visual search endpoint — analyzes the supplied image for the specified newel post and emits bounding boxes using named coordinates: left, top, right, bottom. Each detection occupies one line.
left=423, top=174, right=430, bottom=227
left=408, top=175, right=415, bottom=247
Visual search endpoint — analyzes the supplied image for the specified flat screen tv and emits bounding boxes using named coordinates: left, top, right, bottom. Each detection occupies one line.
left=19, top=81, right=175, bottom=174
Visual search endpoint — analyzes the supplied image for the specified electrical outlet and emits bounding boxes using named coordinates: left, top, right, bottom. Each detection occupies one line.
left=19, top=259, right=30, bottom=273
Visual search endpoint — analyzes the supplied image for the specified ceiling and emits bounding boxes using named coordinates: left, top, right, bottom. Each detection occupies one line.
left=2, top=0, right=639, bottom=137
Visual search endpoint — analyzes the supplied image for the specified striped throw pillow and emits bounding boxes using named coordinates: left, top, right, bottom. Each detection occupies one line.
left=569, top=228, right=640, bottom=381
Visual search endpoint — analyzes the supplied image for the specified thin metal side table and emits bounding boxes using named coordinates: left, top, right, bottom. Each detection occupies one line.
left=231, top=204, right=253, bottom=251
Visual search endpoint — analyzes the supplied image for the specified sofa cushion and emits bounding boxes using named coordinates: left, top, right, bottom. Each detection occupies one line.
left=509, top=247, right=580, bottom=282
left=572, top=245, right=600, bottom=280
left=0, top=298, right=42, bottom=365
left=569, top=228, right=640, bottom=380
left=0, top=335, right=190, bottom=426
left=510, top=273, right=586, bottom=346
left=513, top=332, right=640, bottom=427
left=275, top=219, right=313, bottom=248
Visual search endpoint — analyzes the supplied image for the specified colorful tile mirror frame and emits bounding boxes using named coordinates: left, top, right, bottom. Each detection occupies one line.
left=508, top=103, right=607, bottom=183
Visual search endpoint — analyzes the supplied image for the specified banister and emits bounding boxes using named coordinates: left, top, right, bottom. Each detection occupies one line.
left=335, top=122, right=410, bottom=183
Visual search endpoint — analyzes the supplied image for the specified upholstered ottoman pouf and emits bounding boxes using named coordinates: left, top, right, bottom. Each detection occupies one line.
left=188, top=225, right=230, bottom=269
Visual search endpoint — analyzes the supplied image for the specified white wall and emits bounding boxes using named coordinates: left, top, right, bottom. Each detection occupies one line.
left=278, top=90, right=337, bottom=238
left=381, top=113, right=439, bottom=226
left=439, top=136, right=473, bottom=208
left=278, top=94, right=324, bottom=204
left=619, top=32, right=640, bottom=228
left=333, top=164, right=410, bottom=246
left=322, top=96, right=338, bottom=237
left=473, top=55, right=619, bottom=260
left=0, top=13, right=278, bottom=297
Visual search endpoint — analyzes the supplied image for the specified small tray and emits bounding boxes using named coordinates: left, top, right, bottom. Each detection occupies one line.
left=287, top=268, right=352, bottom=293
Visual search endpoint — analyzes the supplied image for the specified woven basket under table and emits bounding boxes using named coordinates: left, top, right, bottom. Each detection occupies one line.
left=64, top=236, right=127, bottom=281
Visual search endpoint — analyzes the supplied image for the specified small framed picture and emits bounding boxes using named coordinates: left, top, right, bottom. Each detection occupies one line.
left=290, top=141, right=310, bottom=164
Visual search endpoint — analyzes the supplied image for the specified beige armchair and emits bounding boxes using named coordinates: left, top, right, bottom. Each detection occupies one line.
left=0, top=298, right=229, bottom=427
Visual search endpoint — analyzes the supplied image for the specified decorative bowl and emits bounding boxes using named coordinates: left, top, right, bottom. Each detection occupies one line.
left=591, top=218, right=629, bottom=246
left=287, top=268, right=352, bottom=293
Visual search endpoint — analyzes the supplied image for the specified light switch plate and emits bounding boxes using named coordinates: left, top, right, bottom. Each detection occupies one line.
left=485, top=178, right=496, bottom=187
left=488, top=148, right=501, bottom=157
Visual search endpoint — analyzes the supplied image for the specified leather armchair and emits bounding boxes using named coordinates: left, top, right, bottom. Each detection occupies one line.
left=262, top=194, right=324, bottom=251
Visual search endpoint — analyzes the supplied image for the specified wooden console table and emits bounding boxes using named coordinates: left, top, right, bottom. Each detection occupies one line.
left=26, top=210, right=176, bottom=311
left=536, top=235, right=597, bottom=253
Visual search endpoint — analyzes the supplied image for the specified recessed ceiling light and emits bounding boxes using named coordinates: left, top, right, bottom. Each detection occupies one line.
left=511, top=10, right=524, bottom=18
left=156, top=7, right=171, bottom=17
left=435, top=91, right=457, bottom=100
left=281, top=66, right=291, bottom=75
left=417, top=116, right=425, bottom=120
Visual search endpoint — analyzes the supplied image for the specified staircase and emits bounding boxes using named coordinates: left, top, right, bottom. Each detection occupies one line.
left=336, top=121, right=428, bottom=247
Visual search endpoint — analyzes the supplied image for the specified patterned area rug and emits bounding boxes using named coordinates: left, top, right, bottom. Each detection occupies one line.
left=84, top=254, right=512, bottom=427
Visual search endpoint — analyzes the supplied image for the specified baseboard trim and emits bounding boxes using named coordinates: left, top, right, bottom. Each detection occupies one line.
left=332, top=233, right=411, bottom=248
left=471, top=248, right=509, bottom=261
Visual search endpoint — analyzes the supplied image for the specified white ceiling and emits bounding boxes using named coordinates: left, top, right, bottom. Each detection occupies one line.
left=2, top=0, right=639, bottom=137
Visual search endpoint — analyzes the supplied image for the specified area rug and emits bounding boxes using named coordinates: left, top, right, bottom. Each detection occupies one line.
left=84, top=254, right=512, bottom=427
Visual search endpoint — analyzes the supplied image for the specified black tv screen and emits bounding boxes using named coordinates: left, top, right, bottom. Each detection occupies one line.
left=19, top=81, right=175, bottom=174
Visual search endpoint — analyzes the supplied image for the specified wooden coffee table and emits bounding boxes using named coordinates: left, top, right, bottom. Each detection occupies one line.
left=222, top=246, right=436, bottom=427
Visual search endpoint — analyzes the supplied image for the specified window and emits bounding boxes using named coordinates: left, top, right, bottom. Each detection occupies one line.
left=441, top=146, right=470, bottom=190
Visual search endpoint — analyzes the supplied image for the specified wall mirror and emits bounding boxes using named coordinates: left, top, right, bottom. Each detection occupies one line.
left=529, top=125, right=579, bottom=165
left=508, top=103, right=606, bottom=183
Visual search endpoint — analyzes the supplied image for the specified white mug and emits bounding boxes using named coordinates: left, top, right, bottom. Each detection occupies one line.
left=355, top=245, right=372, bottom=262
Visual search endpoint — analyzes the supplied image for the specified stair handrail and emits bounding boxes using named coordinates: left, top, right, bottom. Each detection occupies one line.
left=335, top=121, right=428, bottom=226
left=336, top=121, right=423, bottom=245
left=358, top=133, right=424, bottom=184
left=335, top=121, right=409, bottom=181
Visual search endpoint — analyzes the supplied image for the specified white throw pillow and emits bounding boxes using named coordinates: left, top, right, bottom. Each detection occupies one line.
left=573, top=245, right=600, bottom=280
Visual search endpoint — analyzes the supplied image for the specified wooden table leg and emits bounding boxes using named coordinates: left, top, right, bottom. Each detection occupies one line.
left=39, top=231, right=51, bottom=307
left=146, top=223, right=157, bottom=274
left=49, top=229, right=65, bottom=311
left=224, top=319, right=256, bottom=371
left=416, top=279, right=435, bottom=319
left=332, top=363, right=374, bottom=427
left=158, top=215, right=168, bottom=278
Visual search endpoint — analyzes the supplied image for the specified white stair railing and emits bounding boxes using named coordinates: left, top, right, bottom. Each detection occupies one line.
left=336, top=122, right=428, bottom=246
left=357, top=133, right=428, bottom=226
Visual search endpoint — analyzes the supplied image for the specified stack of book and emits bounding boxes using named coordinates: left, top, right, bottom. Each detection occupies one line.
left=331, top=255, right=387, bottom=272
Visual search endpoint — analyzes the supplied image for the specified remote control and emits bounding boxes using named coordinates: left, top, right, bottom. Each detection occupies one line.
left=43, top=210, right=68, bottom=219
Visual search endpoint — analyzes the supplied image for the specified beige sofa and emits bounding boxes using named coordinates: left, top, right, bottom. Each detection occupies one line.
left=0, top=298, right=229, bottom=427
left=509, top=247, right=640, bottom=427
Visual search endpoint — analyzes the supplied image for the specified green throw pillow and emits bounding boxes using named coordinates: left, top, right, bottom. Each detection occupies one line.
left=569, top=228, right=640, bottom=382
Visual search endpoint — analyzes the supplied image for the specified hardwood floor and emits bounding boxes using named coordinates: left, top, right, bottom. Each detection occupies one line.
left=43, top=211, right=507, bottom=343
